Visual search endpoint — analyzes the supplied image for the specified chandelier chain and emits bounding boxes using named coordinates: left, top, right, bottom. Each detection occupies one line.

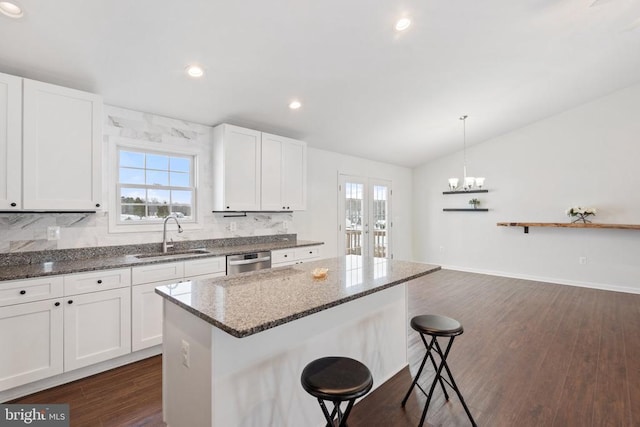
left=460, top=115, right=468, bottom=179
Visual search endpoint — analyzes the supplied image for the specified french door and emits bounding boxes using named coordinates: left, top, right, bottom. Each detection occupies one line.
left=338, top=175, right=392, bottom=259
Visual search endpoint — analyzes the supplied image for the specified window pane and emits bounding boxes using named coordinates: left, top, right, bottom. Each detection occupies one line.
left=121, top=205, right=146, bottom=220
left=170, top=157, right=190, bottom=172
left=148, top=189, right=170, bottom=204
left=171, top=190, right=192, bottom=205
left=173, top=206, right=191, bottom=218
left=120, top=151, right=144, bottom=168
left=148, top=205, right=171, bottom=218
left=120, top=188, right=146, bottom=203
left=146, top=170, right=169, bottom=186
left=119, top=167, right=145, bottom=185
left=170, top=172, right=190, bottom=187
left=147, top=154, right=169, bottom=170
left=117, top=147, right=196, bottom=225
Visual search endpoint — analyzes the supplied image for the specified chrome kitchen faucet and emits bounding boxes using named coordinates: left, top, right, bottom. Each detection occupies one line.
left=162, top=214, right=183, bottom=253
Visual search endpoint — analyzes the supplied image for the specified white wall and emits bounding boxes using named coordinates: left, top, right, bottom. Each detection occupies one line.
left=413, top=83, right=640, bottom=294
left=294, top=147, right=414, bottom=261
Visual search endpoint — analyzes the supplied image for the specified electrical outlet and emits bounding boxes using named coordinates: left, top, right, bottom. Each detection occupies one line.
left=439, top=246, right=444, bottom=252
left=229, top=222, right=237, bottom=232
left=283, top=220, right=288, bottom=230
left=47, top=226, right=60, bottom=241
left=579, top=256, right=587, bottom=265
left=181, top=339, right=190, bottom=368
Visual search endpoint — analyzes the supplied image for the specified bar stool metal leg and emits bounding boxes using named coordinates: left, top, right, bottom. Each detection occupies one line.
left=425, top=335, right=450, bottom=400
left=419, top=336, right=457, bottom=427
left=432, top=338, right=477, bottom=426
left=401, top=314, right=477, bottom=427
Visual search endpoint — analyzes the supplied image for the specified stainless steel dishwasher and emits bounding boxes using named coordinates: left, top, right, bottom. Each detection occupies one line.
left=226, top=251, right=272, bottom=275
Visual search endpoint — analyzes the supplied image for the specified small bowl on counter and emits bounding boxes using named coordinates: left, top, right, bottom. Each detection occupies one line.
left=311, top=268, right=329, bottom=279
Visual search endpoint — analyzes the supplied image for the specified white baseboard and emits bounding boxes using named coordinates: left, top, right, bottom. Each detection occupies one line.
left=1, top=346, right=162, bottom=403
left=434, top=264, right=640, bottom=295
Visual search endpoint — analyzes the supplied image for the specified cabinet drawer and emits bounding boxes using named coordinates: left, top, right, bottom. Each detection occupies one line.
left=64, top=268, right=131, bottom=296
left=132, top=262, right=184, bottom=285
left=296, top=246, right=320, bottom=261
left=0, top=276, right=64, bottom=307
left=271, top=249, right=295, bottom=265
left=184, top=257, right=225, bottom=278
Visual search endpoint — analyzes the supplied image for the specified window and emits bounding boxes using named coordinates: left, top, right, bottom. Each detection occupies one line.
left=117, top=148, right=196, bottom=223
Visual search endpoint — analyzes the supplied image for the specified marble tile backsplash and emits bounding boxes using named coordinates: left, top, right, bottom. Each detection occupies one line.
left=0, top=106, right=295, bottom=254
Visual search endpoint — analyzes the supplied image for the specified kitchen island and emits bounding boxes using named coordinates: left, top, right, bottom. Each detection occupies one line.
left=155, top=256, right=440, bottom=427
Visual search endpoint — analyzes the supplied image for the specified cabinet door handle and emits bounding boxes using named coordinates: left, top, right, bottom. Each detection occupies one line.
left=19, top=290, right=26, bottom=295
left=67, top=300, right=73, bottom=305
left=97, top=280, right=103, bottom=284
left=10, top=202, right=17, bottom=207
left=95, top=203, right=101, bottom=208
left=54, top=302, right=61, bottom=307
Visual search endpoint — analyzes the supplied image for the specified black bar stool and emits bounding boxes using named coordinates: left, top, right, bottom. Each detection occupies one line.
left=401, top=314, right=477, bottom=427
left=301, top=356, right=373, bottom=426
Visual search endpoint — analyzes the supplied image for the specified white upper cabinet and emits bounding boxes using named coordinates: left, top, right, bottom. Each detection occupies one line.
left=213, top=124, right=307, bottom=211
left=0, top=72, right=22, bottom=210
left=261, top=133, right=307, bottom=211
left=281, top=136, right=307, bottom=210
left=22, top=79, right=102, bottom=210
left=213, top=124, right=262, bottom=211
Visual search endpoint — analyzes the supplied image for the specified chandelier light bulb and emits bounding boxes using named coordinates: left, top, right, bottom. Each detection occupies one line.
left=395, top=18, right=411, bottom=32
left=186, top=65, right=204, bottom=78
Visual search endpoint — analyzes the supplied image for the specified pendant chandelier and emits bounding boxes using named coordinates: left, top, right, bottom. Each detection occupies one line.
left=448, top=115, right=484, bottom=191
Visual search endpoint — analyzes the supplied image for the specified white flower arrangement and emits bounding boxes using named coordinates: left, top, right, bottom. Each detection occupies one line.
left=566, top=206, right=596, bottom=223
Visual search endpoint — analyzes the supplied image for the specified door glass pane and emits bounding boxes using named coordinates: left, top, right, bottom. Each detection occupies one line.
left=372, top=185, right=388, bottom=259
left=345, top=182, right=364, bottom=256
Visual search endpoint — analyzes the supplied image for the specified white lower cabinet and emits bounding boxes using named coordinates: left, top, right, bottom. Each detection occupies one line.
left=272, top=245, right=321, bottom=267
left=131, top=279, right=175, bottom=352
left=0, top=270, right=131, bottom=393
left=131, top=257, right=226, bottom=352
left=0, top=298, right=64, bottom=391
left=63, top=287, right=131, bottom=372
left=271, top=248, right=297, bottom=266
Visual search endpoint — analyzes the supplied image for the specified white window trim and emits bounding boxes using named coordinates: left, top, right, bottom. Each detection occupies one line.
left=108, top=137, right=203, bottom=233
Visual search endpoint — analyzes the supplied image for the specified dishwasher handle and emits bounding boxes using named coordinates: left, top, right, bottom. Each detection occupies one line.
left=228, top=256, right=271, bottom=266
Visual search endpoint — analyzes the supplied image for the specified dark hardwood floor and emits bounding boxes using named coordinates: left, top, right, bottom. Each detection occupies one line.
left=11, top=270, right=640, bottom=426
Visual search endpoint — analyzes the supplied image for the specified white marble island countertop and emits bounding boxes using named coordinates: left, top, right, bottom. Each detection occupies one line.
left=155, top=256, right=440, bottom=338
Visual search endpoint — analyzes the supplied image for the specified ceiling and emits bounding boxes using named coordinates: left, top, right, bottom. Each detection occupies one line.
left=1, top=0, right=640, bottom=167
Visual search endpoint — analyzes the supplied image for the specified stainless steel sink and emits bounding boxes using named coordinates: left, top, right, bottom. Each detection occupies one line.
left=134, top=248, right=210, bottom=259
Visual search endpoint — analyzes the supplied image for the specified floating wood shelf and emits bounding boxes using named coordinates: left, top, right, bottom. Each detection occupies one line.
left=497, top=222, right=640, bottom=234
left=442, top=189, right=488, bottom=195
left=444, top=208, right=489, bottom=212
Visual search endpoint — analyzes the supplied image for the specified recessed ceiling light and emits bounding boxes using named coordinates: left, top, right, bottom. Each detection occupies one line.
left=395, top=18, right=411, bottom=32
left=289, top=100, right=302, bottom=110
left=185, top=65, right=204, bottom=78
left=0, top=1, right=24, bottom=18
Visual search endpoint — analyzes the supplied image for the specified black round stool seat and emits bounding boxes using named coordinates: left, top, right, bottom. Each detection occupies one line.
left=411, top=314, right=463, bottom=337
left=301, top=356, right=373, bottom=401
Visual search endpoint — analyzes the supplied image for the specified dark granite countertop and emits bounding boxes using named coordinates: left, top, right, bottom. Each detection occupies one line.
left=155, top=256, right=441, bottom=338
left=0, top=236, right=323, bottom=282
